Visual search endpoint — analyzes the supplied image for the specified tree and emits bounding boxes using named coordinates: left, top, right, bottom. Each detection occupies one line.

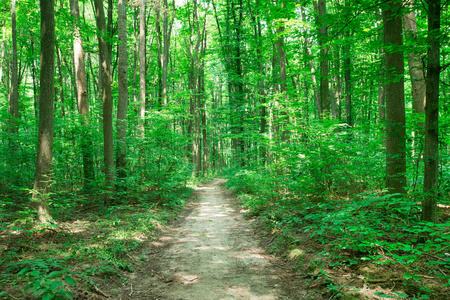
left=403, top=0, right=426, bottom=157
left=9, top=0, right=19, bottom=151
left=70, top=0, right=95, bottom=188
left=314, top=0, right=330, bottom=118
left=116, top=0, right=128, bottom=187
left=422, top=0, right=441, bottom=222
left=139, top=0, right=145, bottom=134
left=93, top=0, right=115, bottom=197
left=31, top=0, right=55, bottom=223
left=382, top=0, right=406, bottom=195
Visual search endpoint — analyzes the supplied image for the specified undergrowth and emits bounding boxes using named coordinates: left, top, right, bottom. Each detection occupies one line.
left=0, top=184, right=193, bottom=299
left=225, top=124, right=450, bottom=299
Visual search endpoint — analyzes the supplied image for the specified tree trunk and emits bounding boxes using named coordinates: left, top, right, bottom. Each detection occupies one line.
left=403, top=1, right=426, bottom=157
left=116, top=0, right=128, bottom=187
left=422, top=0, right=440, bottom=223
left=162, top=0, right=170, bottom=105
left=32, top=0, right=55, bottom=223
left=344, top=31, right=352, bottom=128
left=93, top=0, right=115, bottom=198
left=70, top=0, right=95, bottom=188
left=9, top=0, right=19, bottom=151
left=316, top=0, right=330, bottom=118
left=139, top=0, right=146, bottom=134
left=383, top=1, right=406, bottom=195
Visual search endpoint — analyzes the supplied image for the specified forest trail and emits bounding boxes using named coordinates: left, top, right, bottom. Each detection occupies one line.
left=115, top=178, right=306, bottom=300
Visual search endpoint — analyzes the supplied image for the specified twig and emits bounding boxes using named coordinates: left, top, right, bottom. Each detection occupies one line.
left=273, top=264, right=291, bottom=270
left=72, top=274, right=111, bottom=298
left=129, top=283, right=133, bottom=296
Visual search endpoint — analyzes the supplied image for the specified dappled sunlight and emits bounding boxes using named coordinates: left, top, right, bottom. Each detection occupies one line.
left=144, top=180, right=285, bottom=299
left=226, top=285, right=278, bottom=300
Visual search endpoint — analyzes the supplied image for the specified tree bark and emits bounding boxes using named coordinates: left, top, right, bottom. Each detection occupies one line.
left=9, top=0, right=19, bottom=151
left=32, top=0, right=55, bottom=223
left=70, top=0, right=95, bottom=188
left=383, top=1, right=406, bottom=195
left=315, top=0, right=330, bottom=118
left=403, top=0, right=426, bottom=157
left=94, top=0, right=115, bottom=197
left=139, top=0, right=146, bottom=133
left=116, top=0, right=128, bottom=187
left=422, top=0, right=440, bottom=223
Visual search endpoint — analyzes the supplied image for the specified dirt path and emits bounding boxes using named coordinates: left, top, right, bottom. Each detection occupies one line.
left=116, top=179, right=307, bottom=300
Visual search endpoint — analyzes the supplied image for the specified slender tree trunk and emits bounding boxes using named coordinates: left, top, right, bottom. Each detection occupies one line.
left=376, top=10, right=386, bottom=122
left=9, top=0, right=19, bottom=151
left=383, top=1, right=406, bottom=195
left=315, top=0, right=330, bottom=118
left=155, top=8, right=163, bottom=107
left=139, top=0, right=146, bottom=134
left=116, top=0, right=128, bottom=187
left=56, top=46, right=65, bottom=117
left=422, top=0, right=440, bottom=223
left=94, top=0, right=115, bottom=198
left=162, top=0, right=169, bottom=105
left=32, top=0, right=55, bottom=223
left=344, top=31, right=352, bottom=128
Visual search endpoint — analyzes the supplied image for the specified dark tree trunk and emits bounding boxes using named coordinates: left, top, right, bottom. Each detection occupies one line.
left=422, top=0, right=440, bottom=223
left=383, top=1, right=406, bottom=195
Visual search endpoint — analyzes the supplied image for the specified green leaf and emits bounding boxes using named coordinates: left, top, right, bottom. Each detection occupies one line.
left=421, top=295, right=429, bottom=300
left=64, top=275, right=75, bottom=286
left=50, top=280, right=65, bottom=291
left=18, top=267, right=29, bottom=275
left=48, top=271, right=61, bottom=278
left=42, top=294, right=52, bottom=300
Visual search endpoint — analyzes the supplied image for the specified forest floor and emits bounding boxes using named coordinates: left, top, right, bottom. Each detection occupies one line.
left=106, top=178, right=313, bottom=300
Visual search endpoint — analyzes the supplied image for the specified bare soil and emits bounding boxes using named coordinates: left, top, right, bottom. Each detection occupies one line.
left=109, top=178, right=312, bottom=300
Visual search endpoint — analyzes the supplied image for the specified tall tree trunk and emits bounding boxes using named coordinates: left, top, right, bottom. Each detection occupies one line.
left=155, top=8, right=163, bottom=107
left=94, top=0, right=115, bottom=198
left=376, top=10, right=386, bottom=121
left=70, top=0, right=95, bottom=188
left=383, top=0, right=406, bottom=195
left=316, top=0, right=330, bottom=118
left=162, top=0, right=169, bottom=105
left=344, top=31, right=352, bottom=128
left=422, top=0, right=440, bottom=223
left=56, top=46, right=65, bottom=117
left=9, top=0, right=19, bottom=151
left=116, top=0, right=128, bottom=187
left=32, top=0, right=55, bottom=223
left=403, top=1, right=426, bottom=156
left=139, top=0, right=146, bottom=134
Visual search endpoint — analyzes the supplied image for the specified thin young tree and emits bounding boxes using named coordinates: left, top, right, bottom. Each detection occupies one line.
left=31, top=0, right=55, bottom=223
left=422, top=0, right=441, bottom=222
left=9, top=0, right=19, bottom=152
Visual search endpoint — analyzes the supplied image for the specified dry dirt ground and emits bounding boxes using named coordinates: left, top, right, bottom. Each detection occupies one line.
left=109, top=178, right=313, bottom=300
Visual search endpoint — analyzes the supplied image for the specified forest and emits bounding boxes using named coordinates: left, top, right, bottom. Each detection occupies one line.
left=0, top=0, right=449, bottom=298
